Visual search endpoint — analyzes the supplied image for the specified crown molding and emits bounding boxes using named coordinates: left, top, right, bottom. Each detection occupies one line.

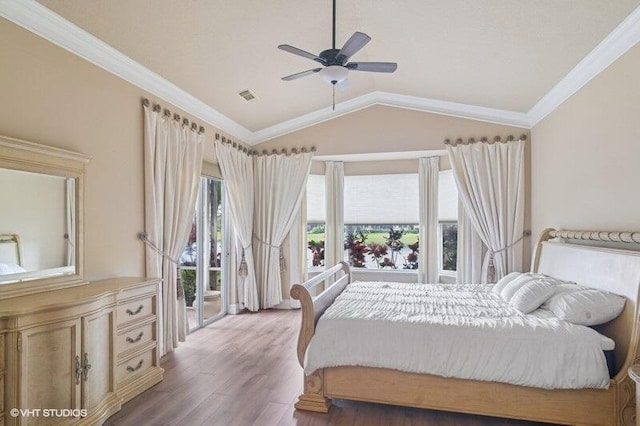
left=2, top=0, right=640, bottom=144
left=248, top=91, right=531, bottom=144
left=528, top=5, right=640, bottom=126
left=0, top=0, right=254, bottom=142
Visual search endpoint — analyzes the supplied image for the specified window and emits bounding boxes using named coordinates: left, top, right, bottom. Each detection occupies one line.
left=438, top=170, right=458, bottom=273
left=343, top=174, right=419, bottom=270
left=306, top=169, right=459, bottom=276
left=306, top=174, right=325, bottom=269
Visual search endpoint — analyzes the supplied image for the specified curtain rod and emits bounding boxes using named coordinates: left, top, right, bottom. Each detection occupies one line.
left=142, top=98, right=205, bottom=134
left=215, top=133, right=316, bottom=156
left=444, top=134, right=528, bottom=147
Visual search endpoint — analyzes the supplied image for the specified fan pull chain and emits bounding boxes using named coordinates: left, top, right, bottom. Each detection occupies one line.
left=333, top=84, right=336, bottom=111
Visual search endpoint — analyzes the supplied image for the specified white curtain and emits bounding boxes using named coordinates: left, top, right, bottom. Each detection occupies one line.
left=286, top=205, right=306, bottom=309
left=447, top=139, right=525, bottom=283
left=324, top=161, right=344, bottom=268
left=456, top=199, right=486, bottom=284
left=214, top=141, right=259, bottom=312
left=418, top=157, right=439, bottom=283
left=143, top=105, right=204, bottom=356
left=253, top=152, right=313, bottom=309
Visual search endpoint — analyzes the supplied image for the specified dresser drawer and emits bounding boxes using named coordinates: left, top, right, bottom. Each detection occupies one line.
left=117, top=322, right=154, bottom=355
left=117, top=297, right=154, bottom=326
left=117, top=349, right=155, bottom=385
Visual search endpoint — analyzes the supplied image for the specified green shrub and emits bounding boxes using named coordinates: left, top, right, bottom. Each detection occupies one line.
left=181, top=269, right=196, bottom=307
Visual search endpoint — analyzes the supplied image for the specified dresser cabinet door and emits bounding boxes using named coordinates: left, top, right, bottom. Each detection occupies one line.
left=19, top=319, right=82, bottom=425
left=81, top=308, right=115, bottom=412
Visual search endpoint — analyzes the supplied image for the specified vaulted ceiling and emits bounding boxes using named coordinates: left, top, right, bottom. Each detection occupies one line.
left=10, top=1, right=640, bottom=143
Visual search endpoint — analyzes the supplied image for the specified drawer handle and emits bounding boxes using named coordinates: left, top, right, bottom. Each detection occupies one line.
left=126, top=305, right=144, bottom=316
left=126, top=331, right=144, bottom=344
left=82, top=352, right=91, bottom=382
left=126, top=359, right=144, bottom=372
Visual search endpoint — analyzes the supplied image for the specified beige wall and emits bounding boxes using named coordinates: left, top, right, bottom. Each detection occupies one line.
left=530, top=43, right=640, bottom=243
left=258, top=104, right=529, bottom=156
left=0, top=19, right=227, bottom=282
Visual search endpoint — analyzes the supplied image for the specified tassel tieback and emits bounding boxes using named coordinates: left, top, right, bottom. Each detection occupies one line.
left=238, top=248, right=249, bottom=278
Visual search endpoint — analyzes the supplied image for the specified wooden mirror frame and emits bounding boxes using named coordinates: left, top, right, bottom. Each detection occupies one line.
left=0, top=135, right=89, bottom=299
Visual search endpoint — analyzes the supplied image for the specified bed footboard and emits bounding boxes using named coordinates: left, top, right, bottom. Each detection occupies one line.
left=290, top=261, right=351, bottom=412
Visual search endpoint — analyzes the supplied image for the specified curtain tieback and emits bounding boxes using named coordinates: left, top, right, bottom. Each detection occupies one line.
left=252, top=234, right=286, bottom=273
left=238, top=245, right=251, bottom=279
left=487, top=234, right=525, bottom=283
left=139, top=232, right=180, bottom=264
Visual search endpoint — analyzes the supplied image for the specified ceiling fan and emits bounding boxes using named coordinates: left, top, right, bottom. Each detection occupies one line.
left=278, top=0, right=397, bottom=108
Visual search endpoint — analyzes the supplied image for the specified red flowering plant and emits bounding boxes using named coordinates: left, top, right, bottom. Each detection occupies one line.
left=367, top=243, right=388, bottom=269
left=403, top=239, right=419, bottom=270
left=308, top=239, right=325, bottom=267
left=345, top=230, right=368, bottom=268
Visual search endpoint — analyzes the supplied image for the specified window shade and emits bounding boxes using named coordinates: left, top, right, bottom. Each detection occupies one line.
left=306, top=170, right=458, bottom=225
left=306, top=174, right=326, bottom=223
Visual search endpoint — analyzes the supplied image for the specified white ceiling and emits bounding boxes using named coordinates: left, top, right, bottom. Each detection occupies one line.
left=8, top=0, right=640, bottom=143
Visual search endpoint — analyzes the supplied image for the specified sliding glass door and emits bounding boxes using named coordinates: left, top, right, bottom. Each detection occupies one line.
left=179, top=176, right=228, bottom=331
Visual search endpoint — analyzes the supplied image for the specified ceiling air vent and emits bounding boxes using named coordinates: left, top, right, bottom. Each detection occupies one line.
left=238, top=90, right=256, bottom=101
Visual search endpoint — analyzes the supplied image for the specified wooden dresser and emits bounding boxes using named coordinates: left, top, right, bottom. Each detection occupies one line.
left=0, top=277, right=163, bottom=426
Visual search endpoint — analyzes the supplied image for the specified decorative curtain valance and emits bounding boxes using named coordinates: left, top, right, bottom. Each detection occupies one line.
left=444, top=134, right=526, bottom=147
left=215, top=134, right=316, bottom=156
left=142, top=98, right=205, bottom=134
left=446, top=135, right=526, bottom=283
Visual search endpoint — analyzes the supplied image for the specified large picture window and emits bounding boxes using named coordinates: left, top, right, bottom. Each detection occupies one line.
left=306, top=168, right=459, bottom=276
left=343, top=174, right=419, bottom=270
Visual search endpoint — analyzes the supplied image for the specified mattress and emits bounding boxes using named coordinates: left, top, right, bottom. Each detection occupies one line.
left=304, top=281, right=614, bottom=389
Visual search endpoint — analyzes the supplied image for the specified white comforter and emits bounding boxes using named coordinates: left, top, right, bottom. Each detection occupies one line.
left=304, top=281, right=614, bottom=389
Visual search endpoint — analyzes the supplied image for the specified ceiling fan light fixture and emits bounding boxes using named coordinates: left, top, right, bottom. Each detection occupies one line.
left=319, top=65, right=348, bottom=85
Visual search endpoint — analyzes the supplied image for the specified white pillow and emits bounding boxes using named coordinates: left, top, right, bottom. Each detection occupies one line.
left=543, top=285, right=626, bottom=326
left=500, top=273, right=541, bottom=302
left=0, top=263, right=26, bottom=274
left=510, top=278, right=558, bottom=313
left=492, top=272, right=522, bottom=295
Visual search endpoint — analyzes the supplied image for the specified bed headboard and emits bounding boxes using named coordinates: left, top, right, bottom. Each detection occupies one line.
left=532, top=229, right=640, bottom=379
left=0, top=234, right=22, bottom=267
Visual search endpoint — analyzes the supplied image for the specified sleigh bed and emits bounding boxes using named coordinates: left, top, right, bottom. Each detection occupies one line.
left=290, top=229, right=640, bottom=425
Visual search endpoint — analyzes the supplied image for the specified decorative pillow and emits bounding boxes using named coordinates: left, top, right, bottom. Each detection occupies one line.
left=543, top=285, right=626, bottom=326
left=491, top=272, right=522, bottom=295
left=510, top=278, right=558, bottom=314
left=500, top=273, right=542, bottom=302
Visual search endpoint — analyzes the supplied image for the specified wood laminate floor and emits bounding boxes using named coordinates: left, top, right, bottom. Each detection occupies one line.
left=105, top=309, right=552, bottom=426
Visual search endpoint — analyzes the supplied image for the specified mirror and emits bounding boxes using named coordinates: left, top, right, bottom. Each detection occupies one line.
left=0, top=169, right=75, bottom=281
left=0, top=135, right=88, bottom=298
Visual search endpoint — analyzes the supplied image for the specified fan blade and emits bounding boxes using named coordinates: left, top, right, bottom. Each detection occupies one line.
left=346, top=62, right=397, bottom=73
left=337, top=32, right=371, bottom=62
left=278, top=44, right=325, bottom=64
left=281, top=68, right=322, bottom=81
